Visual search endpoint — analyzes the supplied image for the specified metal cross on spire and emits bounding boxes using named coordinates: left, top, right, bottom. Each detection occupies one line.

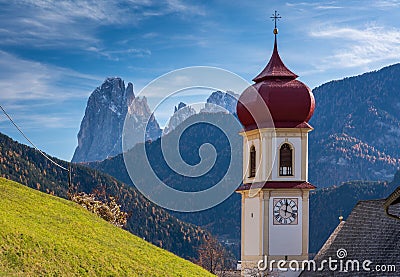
left=270, top=10, right=281, bottom=29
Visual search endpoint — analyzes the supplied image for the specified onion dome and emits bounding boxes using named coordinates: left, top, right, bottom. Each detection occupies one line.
left=237, top=32, right=315, bottom=130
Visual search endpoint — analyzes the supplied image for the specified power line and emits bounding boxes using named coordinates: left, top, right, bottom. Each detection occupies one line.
left=0, top=104, right=73, bottom=196
left=0, top=104, right=69, bottom=171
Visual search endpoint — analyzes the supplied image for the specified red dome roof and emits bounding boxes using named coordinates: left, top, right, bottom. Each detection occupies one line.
left=237, top=38, right=315, bottom=130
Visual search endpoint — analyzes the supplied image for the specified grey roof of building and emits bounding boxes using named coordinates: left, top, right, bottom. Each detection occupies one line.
left=313, top=220, right=346, bottom=261
left=301, top=197, right=400, bottom=276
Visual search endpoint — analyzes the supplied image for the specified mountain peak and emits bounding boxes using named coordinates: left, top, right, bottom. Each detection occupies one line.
left=163, top=102, right=196, bottom=135
left=72, top=78, right=160, bottom=162
left=174, top=102, right=187, bottom=113
left=201, top=90, right=239, bottom=114
left=126, top=82, right=135, bottom=100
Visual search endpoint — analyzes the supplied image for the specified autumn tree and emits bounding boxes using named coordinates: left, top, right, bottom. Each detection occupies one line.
left=71, top=192, right=128, bottom=228
left=196, top=234, right=235, bottom=275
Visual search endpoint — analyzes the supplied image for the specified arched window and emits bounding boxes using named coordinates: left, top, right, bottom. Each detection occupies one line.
left=249, top=145, right=256, bottom=178
left=279, top=143, right=293, bottom=176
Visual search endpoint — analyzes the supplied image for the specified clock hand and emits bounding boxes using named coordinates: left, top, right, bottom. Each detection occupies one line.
left=282, top=206, right=297, bottom=217
left=284, top=204, right=289, bottom=215
left=288, top=211, right=297, bottom=217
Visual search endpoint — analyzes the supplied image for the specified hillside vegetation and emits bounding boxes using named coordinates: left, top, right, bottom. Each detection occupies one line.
left=309, top=63, right=400, bottom=186
left=0, top=177, right=214, bottom=276
left=0, top=132, right=211, bottom=260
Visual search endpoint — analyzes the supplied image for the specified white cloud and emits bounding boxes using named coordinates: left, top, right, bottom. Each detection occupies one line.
left=285, top=1, right=343, bottom=10
left=314, top=5, right=342, bottom=9
left=0, top=0, right=206, bottom=50
left=372, top=0, right=400, bottom=8
left=2, top=113, right=80, bottom=129
left=87, top=47, right=152, bottom=61
left=310, top=25, right=400, bottom=68
left=142, top=32, right=159, bottom=39
left=0, top=1, right=105, bottom=48
left=165, top=0, right=206, bottom=16
left=0, top=51, right=101, bottom=101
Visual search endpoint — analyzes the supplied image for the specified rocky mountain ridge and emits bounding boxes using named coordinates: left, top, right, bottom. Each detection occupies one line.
left=72, top=77, right=161, bottom=162
left=163, top=102, right=196, bottom=135
left=73, top=81, right=239, bottom=163
left=202, top=90, right=239, bottom=115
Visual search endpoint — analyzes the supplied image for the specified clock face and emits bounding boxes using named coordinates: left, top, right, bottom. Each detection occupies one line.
left=273, top=198, right=298, bottom=225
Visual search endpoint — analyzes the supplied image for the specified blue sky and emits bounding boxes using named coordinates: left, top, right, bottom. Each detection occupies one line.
left=1, top=0, right=400, bottom=160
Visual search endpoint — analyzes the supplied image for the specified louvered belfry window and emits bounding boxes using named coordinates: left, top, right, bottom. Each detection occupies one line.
left=249, top=145, right=256, bottom=178
left=279, top=143, right=293, bottom=176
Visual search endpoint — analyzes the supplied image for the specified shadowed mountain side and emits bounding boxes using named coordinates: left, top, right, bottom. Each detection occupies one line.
left=309, top=63, right=400, bottom=186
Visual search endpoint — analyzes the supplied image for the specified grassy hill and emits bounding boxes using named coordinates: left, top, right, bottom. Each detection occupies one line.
left=0, top=132, right=212, bottom=260
left=0, top=177, right=214, bottom=276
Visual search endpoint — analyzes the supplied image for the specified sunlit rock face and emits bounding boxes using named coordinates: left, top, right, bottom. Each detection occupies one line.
left=72, top=77, right=161, bottom=162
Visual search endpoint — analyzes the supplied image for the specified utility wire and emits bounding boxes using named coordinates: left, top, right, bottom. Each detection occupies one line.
left=0, top=104, right=69, bottom=171
left=0, top=104, right=73, bottom=195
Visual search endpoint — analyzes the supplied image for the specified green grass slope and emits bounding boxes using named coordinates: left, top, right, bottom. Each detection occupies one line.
left=0, top=132, right=210, bottom=260
left=0, top=177, right=213, bottom=277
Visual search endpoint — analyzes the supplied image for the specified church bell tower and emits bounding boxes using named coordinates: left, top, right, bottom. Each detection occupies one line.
left=236, top=13, right=316, bottom=276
